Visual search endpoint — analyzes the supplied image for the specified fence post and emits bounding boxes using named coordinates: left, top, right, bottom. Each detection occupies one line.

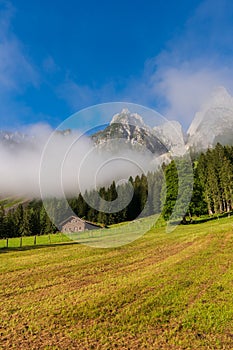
left=6, top=238, right=8, bottom=248
left=34, top=235, right=37, bottom=245
left=20, top=237, right=22, bottom=248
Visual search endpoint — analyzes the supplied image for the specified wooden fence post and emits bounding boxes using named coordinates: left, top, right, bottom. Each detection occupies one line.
left=34, top=236, right=37, bottom=245
left=20, top=237, right=22, bottom=248
left=6, top=238, right=8, bottom=248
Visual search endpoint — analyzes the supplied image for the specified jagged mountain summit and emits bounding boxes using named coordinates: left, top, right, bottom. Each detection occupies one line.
left=92, top=108, right=168, bottom=155
left=110, top=108, right=146, bottom=128
left=187, top=86, right=233, bottom=149
left=5, top=89, right=233, bottom=159
left=0, top=109, right=184, bottom=158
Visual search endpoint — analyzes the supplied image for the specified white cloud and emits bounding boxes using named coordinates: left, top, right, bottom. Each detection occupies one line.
left=132, top=0, right=233, bottom=129
left=0, top=122, right=156, bottom=198
left=57, top=0, right=233, bottom=131
left=0, top=2, right=39, bottom=92
left=150, top=63, right=233, bottom=128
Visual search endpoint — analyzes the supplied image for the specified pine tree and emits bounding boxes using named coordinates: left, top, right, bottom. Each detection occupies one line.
left=219, top=154, right=233, bottom=212
left=5, top=210, right=16, bottom=238
left=13, top=204, right=24, bottom=237
left=0, top=205, right=5, bottom=238
left=151, top=170, right=164, bottom=215
left=188, top=167, right=208, bottom=218
left=161, top=160, right=178, bottom=221
left=21, top=209, right=32, bottom=236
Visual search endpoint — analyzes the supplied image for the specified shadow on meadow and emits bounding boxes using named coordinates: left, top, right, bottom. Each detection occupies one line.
left=0, top=241, right=79, bottom=254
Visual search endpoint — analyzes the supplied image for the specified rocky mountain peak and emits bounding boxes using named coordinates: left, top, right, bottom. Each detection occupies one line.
left=92, top=109, right=168, bottom=155
left=110, top=108, right=146, bottom=128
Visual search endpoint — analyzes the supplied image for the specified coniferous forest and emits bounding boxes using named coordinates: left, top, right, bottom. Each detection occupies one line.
left=1, top=142, right=233, bottom=239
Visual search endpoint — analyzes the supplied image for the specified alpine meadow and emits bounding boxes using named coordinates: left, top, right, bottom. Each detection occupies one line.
left=1, top=1, right=233, bottom=349
left=0, top=217, right=233, bottom=349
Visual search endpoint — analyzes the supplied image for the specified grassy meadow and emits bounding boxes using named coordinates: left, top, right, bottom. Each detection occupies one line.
left=0, top=197, right=25, bottom=209
left=0, top=216, right=233, bottom=349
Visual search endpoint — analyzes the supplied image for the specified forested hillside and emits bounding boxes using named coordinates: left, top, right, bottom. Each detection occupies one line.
left=1, top=143, right=233, bottom=239
left=162, top=143, right=233, bottom=220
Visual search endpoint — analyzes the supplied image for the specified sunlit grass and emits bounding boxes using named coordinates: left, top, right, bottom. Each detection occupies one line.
left=0, top=216, right=232, bottom=349
left=0, top=233, right=70, bottom=249
left=0, top=197, right=25, bottom=208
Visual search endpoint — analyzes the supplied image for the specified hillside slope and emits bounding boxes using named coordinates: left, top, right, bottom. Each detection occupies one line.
left=0, top=218, right=233, bottom=349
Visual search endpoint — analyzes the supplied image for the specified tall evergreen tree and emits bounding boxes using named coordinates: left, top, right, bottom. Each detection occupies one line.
left=161, top=160, right=178, bottom=221
left=0, top=205, right=5, bottom=238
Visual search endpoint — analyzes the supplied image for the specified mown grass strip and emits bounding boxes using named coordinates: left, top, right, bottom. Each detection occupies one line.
left=0, top=217, right=232, bottom=349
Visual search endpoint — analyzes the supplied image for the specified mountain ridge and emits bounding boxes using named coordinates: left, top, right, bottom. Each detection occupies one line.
left=1, top=86, right=233, bottom=153
left=91, top=108, right=168, bottom=156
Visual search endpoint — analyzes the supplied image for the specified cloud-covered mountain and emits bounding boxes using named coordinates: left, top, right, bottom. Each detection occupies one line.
left=153, top=120, right=186, bottom=156
left=0, top=131, right=33, bottom=149
left=2, top=86, right=233, bottom=159
left=187, top=86, right=233, bottom=149
left=2, top=91, right=233, bottom=199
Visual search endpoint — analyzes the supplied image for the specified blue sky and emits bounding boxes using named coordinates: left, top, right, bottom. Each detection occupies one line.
left=1, top=0, right=233, bottom=130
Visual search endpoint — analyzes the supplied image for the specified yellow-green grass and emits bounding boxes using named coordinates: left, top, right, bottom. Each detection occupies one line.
left=0, top=217, right=233, bottom=349
left=66, top=215, right=159, bottom=248
left=0, top=233, right=70, bottom=249
left=0, top=197, right=25, bottom=209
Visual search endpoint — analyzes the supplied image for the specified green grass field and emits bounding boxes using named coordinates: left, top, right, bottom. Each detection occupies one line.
left=0, top=197, right=25, bottom=209
left=0, top=216, right=233, bottom=349
left=0, top=233, right=70, bottom=249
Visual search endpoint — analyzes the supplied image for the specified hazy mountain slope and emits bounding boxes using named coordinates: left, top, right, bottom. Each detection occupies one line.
left=187, top=87, right=233, bottom=149
left=154, top=120, right=186, bottom=156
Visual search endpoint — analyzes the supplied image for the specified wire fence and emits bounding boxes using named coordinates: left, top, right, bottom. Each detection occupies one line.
left=0, top=233, right=69, bottom=249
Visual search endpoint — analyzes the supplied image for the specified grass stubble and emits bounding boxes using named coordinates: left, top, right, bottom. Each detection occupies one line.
left=0, top=216, right=232, bottom=349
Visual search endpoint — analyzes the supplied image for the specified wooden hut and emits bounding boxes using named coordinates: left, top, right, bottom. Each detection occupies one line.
left=60, top=215, right=102, bottom=233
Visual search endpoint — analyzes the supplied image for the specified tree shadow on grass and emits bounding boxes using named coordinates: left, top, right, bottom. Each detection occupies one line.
left=190, top=211, right=232, bottom=224
left=168, top=211, right=232, bottom=226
